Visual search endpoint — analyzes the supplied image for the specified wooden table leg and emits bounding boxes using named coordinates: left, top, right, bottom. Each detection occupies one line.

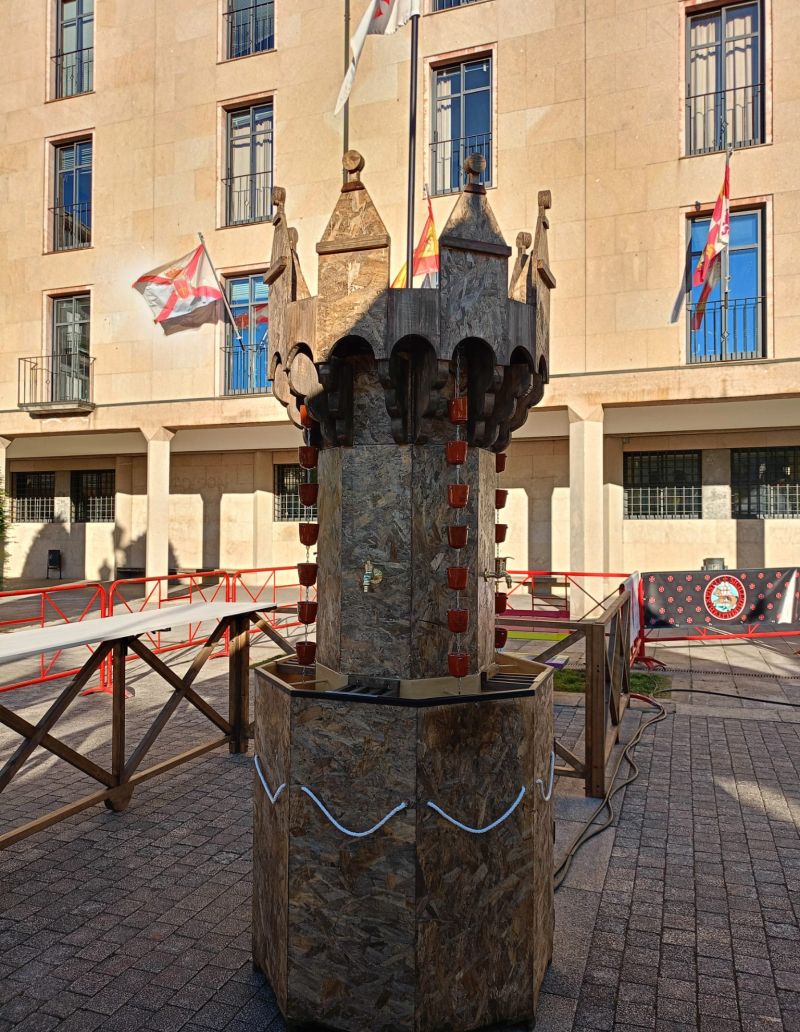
left=228, top=615, right=250, bottom=754
left=105, top=640, right=133, bottom=812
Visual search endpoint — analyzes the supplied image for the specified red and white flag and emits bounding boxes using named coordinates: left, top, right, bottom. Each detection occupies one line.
left=335, top=0, right=420, bottom=114
left=692, top=151, right=731, bottom=330
left=133, top=245, right=223, bottom=326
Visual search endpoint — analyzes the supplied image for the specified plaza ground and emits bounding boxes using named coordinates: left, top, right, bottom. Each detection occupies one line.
left=1, top=632, right=800, bottom=1032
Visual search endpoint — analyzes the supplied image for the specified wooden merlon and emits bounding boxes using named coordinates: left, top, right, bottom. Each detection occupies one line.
left=316, top=234, right=390, bottom=255
left=438, top=235, right=512, bottom=258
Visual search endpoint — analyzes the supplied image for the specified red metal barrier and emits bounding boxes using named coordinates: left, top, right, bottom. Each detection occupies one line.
left=229, top=566, right=313, bottom=635
left=0, top=582, right=108, bottom=693
left=506, top=570, right=630, bottom=621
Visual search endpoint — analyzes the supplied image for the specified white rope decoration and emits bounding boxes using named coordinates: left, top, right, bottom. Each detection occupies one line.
left=426, top=786, right=526, bottom=835
left=300, top=786, right=408, bottom=839
left=536, top=750, right=556, bottom=802
left=254, top=755, right=286, bottom=805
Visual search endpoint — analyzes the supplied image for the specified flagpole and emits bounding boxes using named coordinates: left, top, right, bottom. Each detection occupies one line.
left=343, top=0, right=350, bottom=178
left=721, top=145, right=732, bottom=359
left=197, top=231, right=243, bottom=344
left=405, top=10, right=420, bottom=288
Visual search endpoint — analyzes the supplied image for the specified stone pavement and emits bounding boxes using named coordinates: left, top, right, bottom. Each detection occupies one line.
left=1, top=639, right=800, bottom=1031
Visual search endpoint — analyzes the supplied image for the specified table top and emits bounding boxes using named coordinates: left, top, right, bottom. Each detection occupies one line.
left=0, top=601, right=276, bottom=664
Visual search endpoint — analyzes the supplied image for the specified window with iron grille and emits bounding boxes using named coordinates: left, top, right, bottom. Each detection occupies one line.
left=223, top=274, right=269, bottom=395
left=274, top=464, right=317, bottom=522
left=732, top=447, right=800, bottom=518
left=54, top=0, right=94, bottom=99
left=225, top=102, right=273, bottom=226
left=70, top=470, right=115, bottom=523
left=686, top=2, right=764, bottom=156
left=623, top=452, right=702, bottom=519
left=432, top=0, right=482, bottom=9
left=52, top=139, right=92, bottom=251
left=224, top=0, right=274, bottom=58
left=430, top=56, right=492, bottom=195
left=12, top=472, right=56, bottom=523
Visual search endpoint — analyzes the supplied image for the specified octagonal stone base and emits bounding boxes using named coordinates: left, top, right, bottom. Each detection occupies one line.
left=252, top=657, right=554, bottom=1032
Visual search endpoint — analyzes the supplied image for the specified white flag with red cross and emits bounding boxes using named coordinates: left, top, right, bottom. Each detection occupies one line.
left=335, top=0, right=421, bottom=114
left=133, top=245, right=223, bottom=326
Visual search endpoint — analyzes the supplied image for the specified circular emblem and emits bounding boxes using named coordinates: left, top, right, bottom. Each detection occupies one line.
left=704, top=575, right=747, bottom=621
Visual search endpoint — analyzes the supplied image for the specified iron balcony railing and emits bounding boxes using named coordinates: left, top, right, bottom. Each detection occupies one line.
left=224, top=1, right=275, bottom=58
left=623, top=486, right=702, bottom=520
left=686, top=82, right=764, bottom=156
left=433, top=0, right=482, bottom=9
left=51, top=203, right=91, bottom=251
left=687, top=296, right=764, bottom=364
left=733, top=484, right=800, bottom=520
left=18, top=351, right=95, bottom=411
left=221, top=342, right=270, bottom=396
left=223, top=169, right=273, bottom=226
left=430, top=131, right=492, bottom=195
left=53, top=47, right=94, bottom=99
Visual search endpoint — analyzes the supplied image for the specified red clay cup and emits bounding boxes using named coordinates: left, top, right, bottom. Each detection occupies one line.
left=495, top=523, right=508, bottom=544
left=298, top=446, right=318, bottom=470
left=448, top=483, right=470, bottom=509
left=299, top=523, right=319, bottom=548
left=295, top=640, right=316, bottom=666
left=448, top=397, right=468, bottom=424
left=297, top=562, right=318, bottom=587
left=495, top=488, right=508, bottom=510
left=495, top=592, right=508, bottom=614
left=448, top=653, right=469, bottom=678
left=447, top=525, right=469, bottom=549
left=299, top=404, right=316, bottom=429
left=495, top=452, right=507, bottom=474
left=447, top=566, right=468, bottom=591
left=495, top=627, right=509, bottom=649
left=297, top=601, right=318, bottom=625
left=299, top=482, right=319, bottom=507
left=446, top=440, right=468, bottom=466
left=447, top=609, right=469, bottom=634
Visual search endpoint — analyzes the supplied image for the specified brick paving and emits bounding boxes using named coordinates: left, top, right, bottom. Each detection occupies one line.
left=2, top=636, right=800, bottom=1030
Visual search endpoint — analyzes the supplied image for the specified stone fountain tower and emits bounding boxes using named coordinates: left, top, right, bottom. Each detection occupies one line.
left=253, top=152, right=557, bottom=1032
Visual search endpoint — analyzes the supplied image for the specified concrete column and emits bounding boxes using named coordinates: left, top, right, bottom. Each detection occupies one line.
left=253, top=450, right=275, bottom=569
left=702, top=448, right=731, bottom=520
left=144, top=427, right=174, bottom=578
left=0, top=438, right=10, bottom=588
left=114, top=456, right=134, bottom=577
left=568, top=406, right=605, bottom=618
left=603, top=436, right=624, bottom=576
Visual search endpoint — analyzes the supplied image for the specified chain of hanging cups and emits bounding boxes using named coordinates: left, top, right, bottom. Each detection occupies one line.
left=446, top=347, right=469, bottom=681
left=296, top=405, right=319, bottom=668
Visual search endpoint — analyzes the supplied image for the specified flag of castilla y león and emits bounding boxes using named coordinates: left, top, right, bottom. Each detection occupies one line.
left=133, top=245, right=222, bottom=327
left=691, top=151, right=731, bottom=331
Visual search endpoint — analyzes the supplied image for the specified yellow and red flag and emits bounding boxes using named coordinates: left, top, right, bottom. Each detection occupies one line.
left=692, top=151, right=731, bottom=330
left=392, top=194, right=439, bottom=289
left=133, top=245, right=222, bottom=326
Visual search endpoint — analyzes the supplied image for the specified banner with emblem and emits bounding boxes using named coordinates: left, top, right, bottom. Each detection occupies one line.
left=642, top=568, right=800, bottom=632
left=133, top=245, right=223, bottom=327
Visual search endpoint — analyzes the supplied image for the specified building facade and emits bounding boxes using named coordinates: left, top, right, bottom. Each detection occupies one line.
left=1, top=0, right=799, bottom=587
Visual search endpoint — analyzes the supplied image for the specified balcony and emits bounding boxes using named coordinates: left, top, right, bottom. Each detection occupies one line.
left=432, top=0, right=482, bottom=8
left=430, top=131, right=492, bottom=196
left=18, top=351, right=95, bottom=416
left=53, top=47, right=94, bottom=99
left=224, top=1, right=275, bottom=58
left=223, top=170, right=272, bottom=227
left=51, top=203, right=91, bottom=252
left=221, top=342, right=270, bottom=396
left=687, top=296, right=764, bottom=364
left=686, top=83, right=764, bottom=156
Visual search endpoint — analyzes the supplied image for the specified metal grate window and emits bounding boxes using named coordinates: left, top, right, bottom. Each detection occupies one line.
left=274, top=464, right=317, bottom=523
left=54, top=0, right=94, bottom=99
left=433, top=0, right=482, bottom=8
left=222, top=274, right=270, bottom=395
left=224, top=0, right=274, bottom=58
left=225, top=103, right=273, bottom=226
left=12, top=472, right=56, bottom=523
left=732, top=447, right=800, bottom=519
left=52, top=139, right=92, bottom=251
left=624, top=452, right=702, bottom=519
left=71, top=470, right=115, bottom=523
left=686, top=2, right=763, bottom=156
left=431, top=57, right=492, bottom=195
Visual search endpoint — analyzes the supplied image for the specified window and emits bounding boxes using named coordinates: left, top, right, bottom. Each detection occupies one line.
left=687, top=209, right=763, bottom=364
left=274, top=464, right=318, bottom=522
left=54, top=0, right=94, bottom=98
left=52, top=139, right=92, bottom=251
left=686, top=2, right=763, bottom=155
left=70, top=470, right=114, bottom=522
left=732, top=447, right=800, bottom=518
left=223, top=275, right=270, bottom=395
left=623, top=452, right=702, bottom=519
left=52, top=295, right=91, bottom=404
left=432, top=0, right=482, bottom=8
left=12, top=473, right=56, bottom=523
left=224, top=0, right=274, bottom=58
left=430, top=56, right=492, bottom=196
left=224, top=103, right=273, bottom=226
